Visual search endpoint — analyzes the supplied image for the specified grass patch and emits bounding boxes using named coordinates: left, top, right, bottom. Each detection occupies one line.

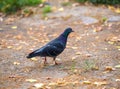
left=75, top=0, right=120, bottom=5
left=83, top=59, right=97, bottom=71
left=61, top=2, right=72, bottom=6
left=0, top=0, right=43, bottom=14
left=42, top=5, right=52, bottom=19
left=42, top=5, right=52, bottom=14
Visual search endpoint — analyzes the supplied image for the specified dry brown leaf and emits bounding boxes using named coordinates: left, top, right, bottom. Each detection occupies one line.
left=7, top=46, right=13, bottom=49
left=92, top=66, right=99, bottom=70
left=93, top=27, right=102, bottom=32
left=108, top=5, right=115, bottom=11
left=61, top=15, right=72, bottom=21
left=58, top=7, right=64, bottom=11
left=51, top=6, right=57, bottom=11
left=25, top=79, right=37, bottom=83
left=49, top=82, right=57, bottom=86
left=0, top=28, right=3, bottom=30
left=83, top=80, right=91, bottom=84
left=76, top=37, right=82, bottom=41
left=11, top=26, right=17, bottom=29
left=115, top=65, right=120, bottom=68
left=85, top=54, right=92, bottom=57
left=116, top=46, right=120, bottom=49
left=33, top=83, right=44, bottom=88
left=105, top=66, right=115, bottom=71
left=116, top=79, right=120, bottom=82
left=13, top=62, right=20, bottom=65
left=56, top=79, right=68, bottom=86
left=115, top=8, right=120, bottom=13
left=31, top=58, right=38, bottom=61
left=75, top=52, right=81, bottom=55
left=72, top=56, right=78, bottom=61
left=13, top=35, right=22, bottom=40
left=71, top=47, right=78, bottom=50
left=16, top=46, right=22, bottom=50
left=108, top=41, right=114, bottom=44
left=93, top=81, right=107, bottom=86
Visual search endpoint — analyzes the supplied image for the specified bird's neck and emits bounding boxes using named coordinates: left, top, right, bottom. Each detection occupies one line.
left=59, top=33, right=69, bottom=44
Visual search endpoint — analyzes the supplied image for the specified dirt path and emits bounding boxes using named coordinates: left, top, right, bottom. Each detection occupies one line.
left=0, top=3, right=120, bottom=89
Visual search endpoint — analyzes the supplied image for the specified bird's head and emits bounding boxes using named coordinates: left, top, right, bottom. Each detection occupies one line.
left=63, top=27, right=74, bottom=37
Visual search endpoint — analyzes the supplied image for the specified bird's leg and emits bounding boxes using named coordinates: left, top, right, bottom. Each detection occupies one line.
left=53, top=57, right=58, bottom=65
left=44, top=57, right=47, bottom=65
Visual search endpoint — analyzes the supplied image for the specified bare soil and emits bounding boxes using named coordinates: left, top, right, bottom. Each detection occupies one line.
left=0, top=2, right=120, bottom=89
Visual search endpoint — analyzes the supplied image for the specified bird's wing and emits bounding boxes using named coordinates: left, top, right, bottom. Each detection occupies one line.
left=42, top=41, right=65, bottom=57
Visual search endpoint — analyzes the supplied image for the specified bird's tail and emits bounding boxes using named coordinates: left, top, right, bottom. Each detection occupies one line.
left=26, top=51, right=37, bottom=58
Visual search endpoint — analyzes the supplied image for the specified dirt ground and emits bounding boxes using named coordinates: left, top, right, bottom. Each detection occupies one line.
left=0, top=1, right=120, bottom=89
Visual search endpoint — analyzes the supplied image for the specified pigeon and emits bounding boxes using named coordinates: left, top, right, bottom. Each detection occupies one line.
left=27, top=27, right=74, bottom=65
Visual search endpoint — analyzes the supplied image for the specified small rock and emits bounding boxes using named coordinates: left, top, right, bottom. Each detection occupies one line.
left=80, top=16, right=98, bottom=25
left=108, top=16, right=120, bottom=22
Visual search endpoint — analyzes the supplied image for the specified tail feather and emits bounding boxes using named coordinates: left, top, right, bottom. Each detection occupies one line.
left=27, top=48, right=42, bottom=58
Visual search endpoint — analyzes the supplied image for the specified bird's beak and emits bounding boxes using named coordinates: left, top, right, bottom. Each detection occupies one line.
left=72, top=30, right=74, bottom=32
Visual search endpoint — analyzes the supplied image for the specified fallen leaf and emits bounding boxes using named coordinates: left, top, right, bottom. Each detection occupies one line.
left=93, top=27, right=102, bottom=32
left=92, top=66, right=99, bottom=70
left=0, top=17, right=3, bottom=22
left=48, top=82, right=57, bottom=86
left=75, top=52, right=81, bottom=55
left=72, top=56, right=78, bottom=61
left=115, top=8, right=120, bottom=14
left=0, top=28, right=3, bottom=30
left=108, top=41, right=114, bottom=44
left=33, top=83, right=44, bottom=88
left=116, top=79, right=120, bottom=82
left=56, top=58, right=61, bottom=61
left=76, top=37, right=82, bottom=41
left=7, top=46, right=13, bottom=49
left=108, top=5, right=115, bottom=11
left=105, top=66, right=115, bottom=71
left=25, top=79, right=37, bottom=83
left=58, top=7, right=64, bottom=11
left=56, top=79, right=67, bottom=86
left=85, top=54, right=92, bottom=57
left=104, top=48, right=108, bottom=50
left=11, top=26, right=17, bottom=29
left=16, top=46, right=22, bottom=50
left=71, top=47, right=78, bottom=49
left=116, top=46, right=120, bottom=49
left=115, top=65, right=120, bottom=68
left=31, top=58, right=38, bottom=61
left=108, top=36, right=120, bottom=42
left=61, top=15, right=72, bottom=21
left=83, top=80, right=91, bottom=84
left=51, top=6, right=57, bottom=11
left=13, top=35, right=22, bottom=40
left=93, top=81, right=107, bottom=86
left=13, top=62, right=20, bottom=65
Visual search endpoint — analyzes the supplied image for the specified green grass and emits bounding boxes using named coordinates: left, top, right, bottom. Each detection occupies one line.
left=42, top=5, right=52, bottom=14
left=83, top=59, right=96, bottom=71
left=0, top=0, right=43, bottom=14
left=61, top=2, right=72, bottom=6
left=76, top=0, right=120, bottom=5
left=42, top=5, right=52, bottom=19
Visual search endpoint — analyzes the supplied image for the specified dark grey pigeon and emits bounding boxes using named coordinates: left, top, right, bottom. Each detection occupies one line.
left=27, top=28, right=74, bottom=65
